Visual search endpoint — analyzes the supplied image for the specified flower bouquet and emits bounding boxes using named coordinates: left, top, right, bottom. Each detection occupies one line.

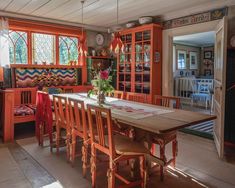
left=88, top=66, right=114, bottom=105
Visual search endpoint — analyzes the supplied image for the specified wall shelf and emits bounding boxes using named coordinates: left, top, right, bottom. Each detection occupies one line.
left=10, top=64, right=82, bottom=69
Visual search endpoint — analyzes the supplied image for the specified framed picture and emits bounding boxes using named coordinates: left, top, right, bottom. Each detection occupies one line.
left=177, top=50, right=187, bottom=70
left=204, top=51, right=212, bottom=59
left=189, top=51, right=198, bottom=69
left=204, top=69, right=211, bottom=76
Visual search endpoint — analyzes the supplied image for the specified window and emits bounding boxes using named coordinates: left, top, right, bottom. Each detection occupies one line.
left=177, top=50, right=186, bottom=69
left=8, top=30, right=28, bottom=64
left=59, top=36, right=79, bottom=65
left=32, top=33, right=55, bottom=65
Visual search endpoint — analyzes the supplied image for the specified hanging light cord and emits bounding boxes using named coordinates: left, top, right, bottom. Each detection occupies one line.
left=117, top=0, right=119, bottom=25
left=81, top=0, right=85, bottom=36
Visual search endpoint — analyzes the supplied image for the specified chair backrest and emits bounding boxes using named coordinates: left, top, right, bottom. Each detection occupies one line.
left=109, top=90, right=124, bottom=99
left=53, top=95, right=69, bottom=129
left=126, top=92, right=146, bottom=103
left=154, top=95, right=180, bottom=109
left=197, top=82, right=213, bottom=94
left=68, top=98, right=87, bottom=140
left=21, top=90, right=32, bottom=104
left=87, top=104, right=115, bottom=157
left=64, top=88, right=74, bottom=93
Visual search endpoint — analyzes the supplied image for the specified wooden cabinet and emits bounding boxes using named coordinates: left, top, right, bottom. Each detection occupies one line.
left=87, top=56, right=117, bottom=88
left=117, top=23, right=162, bottom=102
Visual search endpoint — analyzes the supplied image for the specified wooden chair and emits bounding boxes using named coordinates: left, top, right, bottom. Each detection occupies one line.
left=154, top=95, right=180, bottom=109
left=152, top=95, right=180, bottom=181
left=87, top=104, right=149, bottom=188
left=68, top=98, right=89, bottom=177
left=126, top=92, right=146, bottom=103
left=35, top=91, right=53, bottom=147
left=109, top=90, right=124, bottom=99
left=52, top=95, right=70, bottom=160
left=64, top=88, right=74, bottom=93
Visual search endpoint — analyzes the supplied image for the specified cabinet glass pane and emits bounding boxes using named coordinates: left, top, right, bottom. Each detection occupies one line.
left=143, top=30, right=151, bottom=40
left=135, top=32, right=142, bottom=42
left=143, top=42, right=150, bottom=63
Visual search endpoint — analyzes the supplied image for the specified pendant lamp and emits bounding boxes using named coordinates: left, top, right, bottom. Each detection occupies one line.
left=78, top=0, right=88, bottom=57
left=110, top=0, right=124, bottom=54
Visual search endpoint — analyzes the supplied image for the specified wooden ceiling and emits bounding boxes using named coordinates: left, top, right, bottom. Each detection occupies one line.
left=0, top=0, right=234, bottom=31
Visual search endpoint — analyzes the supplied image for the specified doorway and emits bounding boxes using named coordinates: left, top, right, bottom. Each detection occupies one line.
left=173, top=31, right=215, bottom=139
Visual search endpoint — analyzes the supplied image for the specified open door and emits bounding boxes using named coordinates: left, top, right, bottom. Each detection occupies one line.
left=213, top=16, right=227, bottom=158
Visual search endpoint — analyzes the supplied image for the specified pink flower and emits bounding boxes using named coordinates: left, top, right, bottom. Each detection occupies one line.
left=100, top=70, right=109, bottom=80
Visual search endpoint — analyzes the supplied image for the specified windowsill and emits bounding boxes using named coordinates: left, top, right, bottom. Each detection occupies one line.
left=10, top=64, right=83, bottom=69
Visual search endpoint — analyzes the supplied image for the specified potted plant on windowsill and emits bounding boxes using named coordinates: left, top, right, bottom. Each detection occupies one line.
left=88, top=64, right=114, bottom=105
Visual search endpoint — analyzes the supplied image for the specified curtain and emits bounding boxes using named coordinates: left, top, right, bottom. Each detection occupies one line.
left=0, top=18, right=10, bottom=67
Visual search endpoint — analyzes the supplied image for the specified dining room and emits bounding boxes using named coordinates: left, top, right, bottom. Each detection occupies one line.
left=0, top=0, right=235, bottom=188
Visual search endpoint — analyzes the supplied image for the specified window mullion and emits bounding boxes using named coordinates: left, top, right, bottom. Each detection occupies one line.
left=28, top=31, right=32, bottom=65
left=56, top=34, right=59, bottom=65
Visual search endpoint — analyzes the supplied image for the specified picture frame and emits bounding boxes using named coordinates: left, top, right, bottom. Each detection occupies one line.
left=204, top=69, right=211, bottom=76
left=204, top=51, right=212, bottom=59
left=177, top=50, right=187, bottom=70
left=189, top=51, right=198, bottom=69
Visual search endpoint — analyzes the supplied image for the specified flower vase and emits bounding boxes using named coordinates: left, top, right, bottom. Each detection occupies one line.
left=97, top=92, right=105, bottom=105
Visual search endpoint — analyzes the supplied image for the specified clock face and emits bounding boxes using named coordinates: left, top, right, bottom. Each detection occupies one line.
left=96, top=34, right=104, bottom=46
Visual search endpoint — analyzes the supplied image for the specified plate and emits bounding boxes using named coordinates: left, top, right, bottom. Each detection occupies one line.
left=230, top=35, right=235, bottom=47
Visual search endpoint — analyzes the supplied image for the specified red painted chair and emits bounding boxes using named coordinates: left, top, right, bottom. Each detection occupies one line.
left=67, top=98, right=89, bottom=177
left=152, top=95, right=181, bottom=181
left=87, top=104, right=149, bottom=188
left=109, top=90, right=124, bottom=99
left=52, top=95, right=70, bottom=160
left=35, top=91, right=53, bottom=147
left=126, top=92, right=146, bottom=103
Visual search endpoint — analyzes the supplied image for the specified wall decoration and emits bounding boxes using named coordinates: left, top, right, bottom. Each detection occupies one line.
left=204, top=69, right=211, bottom=76
left=177, top=50, right=187, bottom=69
left=15, top=68, right=78, bottom=88
left=189, top=51, right=198, bottom=69
left=163, top=7, right=228, bottom=30
left=204, top=51, right=212, bottom=59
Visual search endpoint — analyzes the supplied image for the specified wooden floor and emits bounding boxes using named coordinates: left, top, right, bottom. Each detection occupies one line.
left=1, top=132, right=235, bottom=188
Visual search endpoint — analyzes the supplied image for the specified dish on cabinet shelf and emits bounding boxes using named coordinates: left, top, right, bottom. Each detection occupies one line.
left=139, top=16, right=153, bottom=25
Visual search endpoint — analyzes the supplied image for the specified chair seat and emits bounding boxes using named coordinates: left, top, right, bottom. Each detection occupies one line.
left=14, top=105, right=35, bottom=116
left=191, top=93, right=211, bottom=102
left=105, top=135, right=150, bottom=155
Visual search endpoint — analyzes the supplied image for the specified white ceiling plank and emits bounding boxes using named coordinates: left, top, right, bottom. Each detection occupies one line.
left=0, top=0, right=14, bottom=10
left=32, top=0, right=72, bottom=16
left=4, top=0, right=31, bottom=12
left=0, top=0, right=234, bottom=28
left=16, top=0, right=52, bottom=14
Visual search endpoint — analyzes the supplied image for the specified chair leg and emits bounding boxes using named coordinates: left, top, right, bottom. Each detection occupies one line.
left=82, top=140, right=88, bottom=177
left=66, top=133, right=71, bottom=162
left=56, top=127, right=60, bottom=155
left=91, top=146, right=97, bottom=188
left=172, top=139, right=178, bottom=168
left=160, top=144, right=165, bottom=181
left=107, top=160, right=116, bottom=188
left=140, top=156, right=146, bottom=188
left=71, top=134, right=76, bottom=166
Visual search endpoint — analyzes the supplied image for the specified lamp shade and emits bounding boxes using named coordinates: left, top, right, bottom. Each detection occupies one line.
left=0, top=67, right=3, bottom=82
left=78, top=34, right=88, bottom=57
left=110, top=32, right=124, bottom=54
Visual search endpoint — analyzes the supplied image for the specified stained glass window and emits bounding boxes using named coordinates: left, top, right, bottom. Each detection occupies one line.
left=8, top=30, right=28, bottom=64
left=59, top=36, right=79, bottom=65
left=32, top=33, right=55, bottom=65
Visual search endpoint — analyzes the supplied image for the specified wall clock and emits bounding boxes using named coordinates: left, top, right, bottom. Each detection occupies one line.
left=96, top=33, right=104, bottom=46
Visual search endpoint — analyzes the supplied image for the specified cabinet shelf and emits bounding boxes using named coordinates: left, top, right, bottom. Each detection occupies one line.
left=117, top=23, right=162, bottom=102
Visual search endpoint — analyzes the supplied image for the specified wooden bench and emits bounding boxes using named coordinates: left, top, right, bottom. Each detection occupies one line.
left=0, top=88, right=37, bottom=142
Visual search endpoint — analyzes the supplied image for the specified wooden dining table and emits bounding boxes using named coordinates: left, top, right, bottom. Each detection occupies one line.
left=50, top=92, right=216, bottom=167
left=53, top=93, right=216, bottom=134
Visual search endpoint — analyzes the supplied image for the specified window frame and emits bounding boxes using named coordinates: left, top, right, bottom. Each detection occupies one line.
left=8, top=19, right=83, bottom=66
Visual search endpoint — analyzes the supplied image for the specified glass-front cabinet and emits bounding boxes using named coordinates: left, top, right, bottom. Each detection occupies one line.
left=117, top=24, right=162, bottom=103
